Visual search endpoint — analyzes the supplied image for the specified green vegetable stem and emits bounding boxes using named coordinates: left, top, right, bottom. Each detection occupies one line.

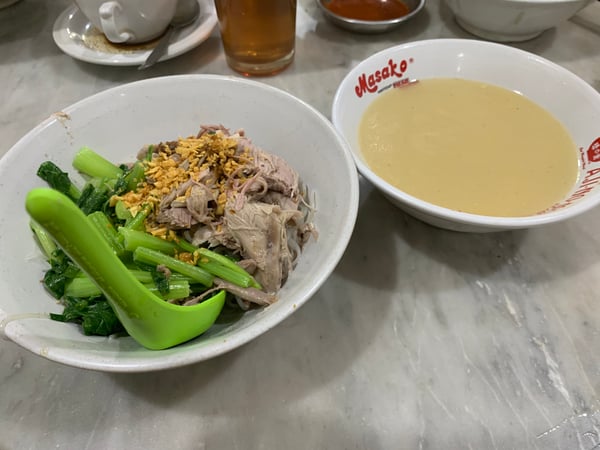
left=88, top=211, right=125, bottom=258
left=73, top=146, right=124, bottom=180
left=133, top=247, right=214, bottom=287
left=119, top=227, right=179, bottom=255
left=65, top=276, right=191, bottom=301
left=29, top=145, right=263, bottom=345
left=125, top=204, right=152, bottom=231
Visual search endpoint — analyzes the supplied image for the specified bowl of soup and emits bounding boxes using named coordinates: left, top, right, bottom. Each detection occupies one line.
left=332, top=39, right=600, bottom=232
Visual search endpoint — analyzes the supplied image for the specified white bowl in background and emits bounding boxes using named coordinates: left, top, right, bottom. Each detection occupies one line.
left=332, top=39, right=600, bottom=233
left=0, top=75, right=359, bottom=372
left=445, top=0, right=594, bottom=42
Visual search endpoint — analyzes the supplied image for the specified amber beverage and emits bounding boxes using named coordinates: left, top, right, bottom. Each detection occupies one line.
left=214, top=0, right=297, bottom=76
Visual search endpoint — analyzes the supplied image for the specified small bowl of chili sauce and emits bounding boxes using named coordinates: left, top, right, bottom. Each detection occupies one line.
left=317, top=0, right=425, bottom=33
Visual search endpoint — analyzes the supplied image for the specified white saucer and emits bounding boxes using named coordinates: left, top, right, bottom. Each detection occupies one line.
left=52, top=0, right=217, bottom=66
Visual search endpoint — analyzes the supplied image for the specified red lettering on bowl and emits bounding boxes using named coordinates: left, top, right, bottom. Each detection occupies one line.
left=354, top=58, right=412, bottom=98
left=544, top=167, right=600, bottom=212
left=586, top=137, right=600, bottom=163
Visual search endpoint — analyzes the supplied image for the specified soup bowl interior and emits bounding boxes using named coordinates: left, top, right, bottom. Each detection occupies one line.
left=0, top=75, right=359, bottom=372
left=332, top=38, right=600, bottom=232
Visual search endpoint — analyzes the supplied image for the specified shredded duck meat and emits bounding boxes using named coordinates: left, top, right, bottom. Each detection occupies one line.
left=111, top=125, right=316, bottom=298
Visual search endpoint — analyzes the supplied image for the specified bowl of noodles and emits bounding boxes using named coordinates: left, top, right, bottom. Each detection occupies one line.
left=332, top=39, right=600, bottom=232
left=0, top=75, right=359, bottom=371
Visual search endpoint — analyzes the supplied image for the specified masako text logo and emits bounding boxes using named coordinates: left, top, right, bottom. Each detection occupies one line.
left=354, top=58, right=413, bottom=97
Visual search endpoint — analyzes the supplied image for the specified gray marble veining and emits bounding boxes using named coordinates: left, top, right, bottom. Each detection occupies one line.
left=2, top=0, right=600, bottom=448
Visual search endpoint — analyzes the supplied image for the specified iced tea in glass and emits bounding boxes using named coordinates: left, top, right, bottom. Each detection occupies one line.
left=214, top=0, right=297, bottom=76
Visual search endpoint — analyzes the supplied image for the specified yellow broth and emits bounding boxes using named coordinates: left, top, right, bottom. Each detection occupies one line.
left=359, top=78, right=579, bottom=217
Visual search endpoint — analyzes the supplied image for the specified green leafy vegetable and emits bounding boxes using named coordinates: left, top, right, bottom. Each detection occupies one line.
left=76, top=180, right=112, bottom=215
left=36, top=161, right=81, bottom=200
left=123, top=161, right=146, bottom=192
left=50, top=296, right=125, bottom=336
left=150, top=267, right=170, bottom=295
left=31, top=145, right=261, bottom=339
left=111, top=162, right=145, bottom=196
left=43, top=249, right=81, bottom=299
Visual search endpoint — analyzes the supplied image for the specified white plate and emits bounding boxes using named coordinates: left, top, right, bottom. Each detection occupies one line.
left=52, top=0, right=217, bottom=66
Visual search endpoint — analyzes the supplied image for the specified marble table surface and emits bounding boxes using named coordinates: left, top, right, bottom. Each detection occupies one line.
left=2, top=0, right=600, bottom=448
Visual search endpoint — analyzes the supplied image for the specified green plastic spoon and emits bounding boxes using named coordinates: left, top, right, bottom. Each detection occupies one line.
left=25, top=188, right=225, bottom=350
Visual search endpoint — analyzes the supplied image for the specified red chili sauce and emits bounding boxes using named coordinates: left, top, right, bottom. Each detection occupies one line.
left=324, top=0, right=410, bottom=21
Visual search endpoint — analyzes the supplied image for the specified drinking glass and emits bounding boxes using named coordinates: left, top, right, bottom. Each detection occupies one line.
left=214, top=0, right=297, bottom=76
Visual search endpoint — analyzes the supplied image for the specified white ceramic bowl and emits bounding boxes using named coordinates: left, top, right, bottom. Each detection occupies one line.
left=332, top=39, right=600, bottom=233
left=445, top=0, right=594, bottom=42
left=0, top=75, right=359, bottom=372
